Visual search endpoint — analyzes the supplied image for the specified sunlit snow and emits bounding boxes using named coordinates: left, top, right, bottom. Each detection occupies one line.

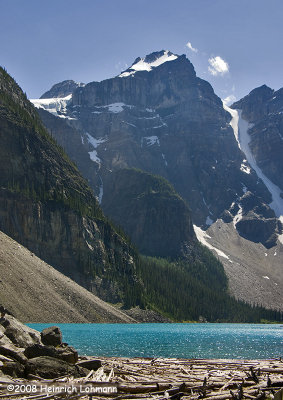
left=223, top=102, right=283, bottom=244
left=30, top=95, right=76, bottom=120
left=85, top=133, right=107, bottom=165
left=233, top=204, right=243, bottom=227
left=223, top=102, right=240, bottom=147
left=240, top=161, right=251, bottom=174
left=142, top=136, right=160, bottom=146
left=193, top=225, right=230, bottom=259
left=119, top=51, right=178, bottom=78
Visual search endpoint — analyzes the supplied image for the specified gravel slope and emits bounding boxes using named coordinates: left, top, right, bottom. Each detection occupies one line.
left=0, top=230, right=137, bottom=323
left=204, top=220, right=283, bottom=311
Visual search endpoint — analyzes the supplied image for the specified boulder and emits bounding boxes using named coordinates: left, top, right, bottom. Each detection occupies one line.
left=25, top=356, right=86, bottom=379
left=0, top=330, right=13, bottom=346
left=0, top=354, right=14, bottom=362
left=1, top=361, right=25, bottom=378
left=0, top=344, right=27, bottom=364
left=24, top=343, right=78, bottom=364
left=76, top=359, right=102, bottom=371
left=41, top=326, right=62, bottom=346
left=0, top=315, right=41, bottom=347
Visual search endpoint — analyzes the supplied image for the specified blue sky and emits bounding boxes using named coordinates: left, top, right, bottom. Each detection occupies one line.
left=1, top=0, right=282, bottom=102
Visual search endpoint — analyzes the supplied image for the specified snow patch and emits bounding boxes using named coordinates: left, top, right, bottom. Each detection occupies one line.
left=30, top=95, right=76, bottom=120
left=119, top=51, right=178, bottom=77
left=238, top=110, right=283, bottom=221
left=240, top=161, right=251, bottom=174
left=97, top=177, right=103, bottom=204
left=262, top=276, right=270, bottom=280
left=162, top=153, right=168, bottom=166
left=206, top=216, right=214, bottom=226
left=193, top=225, right=230, bottom=260
left=223, top=102, right=240, bottom=147
left=85, top=133, right=107, bottom=165
left=142, top=136, right=160, bottom=146
left=107, top=103, right=127, bottom=113
left=152, top=122, right=167, bottom=129
left=233, top=204, right=243, bottom=227
left=122, top=121, right=136, bottom=127
left=92, top=103, right=134, bottom=114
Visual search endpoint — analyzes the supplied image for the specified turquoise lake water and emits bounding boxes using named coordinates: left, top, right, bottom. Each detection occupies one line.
left=28, top=323, right=283, bottom=359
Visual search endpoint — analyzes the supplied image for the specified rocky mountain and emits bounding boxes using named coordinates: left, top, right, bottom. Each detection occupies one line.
left=3, top=65, right=275, bottom=322
left=232, top=85, right=283, bottom=191
left=29, top=51, right=283, bottom=313
left=0, top=66, right=143, bottom=308
left=40, top=80, right=85, bottom=99
left=33, top=50, right=280, bottom=250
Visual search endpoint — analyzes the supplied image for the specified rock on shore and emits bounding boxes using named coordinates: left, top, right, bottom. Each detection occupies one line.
left=0, top=313, right=99, bottom=379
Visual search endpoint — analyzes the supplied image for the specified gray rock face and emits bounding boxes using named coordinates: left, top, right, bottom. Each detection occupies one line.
left=227, top=192, right=282, bottom=248
left=40, top=80, right=84, bottom=99
left=232, top=85, right=283, bottom=191
left=1, top=315, right=41, bottom=348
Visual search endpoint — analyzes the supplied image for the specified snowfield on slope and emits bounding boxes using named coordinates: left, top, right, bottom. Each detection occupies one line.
left=224, top=103, right=283, bottom=244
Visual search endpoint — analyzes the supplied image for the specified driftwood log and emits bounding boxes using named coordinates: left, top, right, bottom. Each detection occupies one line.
left=0, top=357, right=283, bottom=399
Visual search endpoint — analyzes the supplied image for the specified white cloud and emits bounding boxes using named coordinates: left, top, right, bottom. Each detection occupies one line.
left=222, top=95, right=236, bottom=106
left=186, top=41, right=198, bottom=53
left=208, top=56, right=229, bottom=76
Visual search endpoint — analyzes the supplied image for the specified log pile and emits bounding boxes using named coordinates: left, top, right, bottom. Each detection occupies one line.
left=1, top=357, right=283, bottom=399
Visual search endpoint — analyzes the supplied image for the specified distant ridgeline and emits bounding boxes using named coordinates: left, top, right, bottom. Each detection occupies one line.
left=0, top=65, right=282, bottom=323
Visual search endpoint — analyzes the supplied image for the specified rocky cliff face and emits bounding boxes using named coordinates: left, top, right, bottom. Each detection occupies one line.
left=69, top=51, right=271, bottom=225
left=0, top=66, right=142, bottom=306
left=33, top=50, right=276, bottom=249
left=102, top=168, right=195, bottom=257
left=232, top=85, right=283, bottom=191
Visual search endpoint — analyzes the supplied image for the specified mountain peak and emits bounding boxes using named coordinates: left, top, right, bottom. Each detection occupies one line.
left=119, top=50, right=179, bottom=77
left=40, top=80, right=85, bottom=99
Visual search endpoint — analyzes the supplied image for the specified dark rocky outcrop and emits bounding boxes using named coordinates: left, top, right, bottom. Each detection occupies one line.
left=102, top=168, right=195, bottom=257
left=227, top=192, right=282, bottom=248
left=25, top=356, right=86, bottom=379
left=76, top=359, right=102, bottom=371
left=24, top=343, right=78, bottom=364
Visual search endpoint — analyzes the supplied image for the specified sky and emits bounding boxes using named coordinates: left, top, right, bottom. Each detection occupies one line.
left=1, top=0, right=282, bottom=103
